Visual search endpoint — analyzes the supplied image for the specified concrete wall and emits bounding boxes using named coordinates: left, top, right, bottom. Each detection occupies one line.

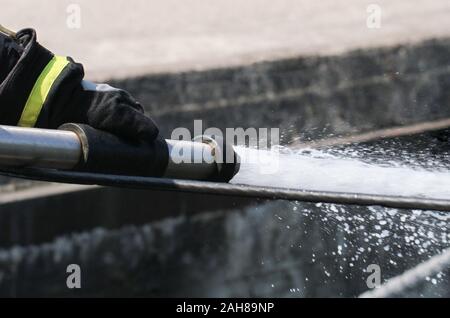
left=114, top=38, right=450, bottom=143
left=0, top=200, right=448, bottom=297
left=0, top=185, right=255, bottom=248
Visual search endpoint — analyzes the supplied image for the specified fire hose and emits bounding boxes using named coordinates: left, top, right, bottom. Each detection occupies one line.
left=0, top=124, right=450, bottom=212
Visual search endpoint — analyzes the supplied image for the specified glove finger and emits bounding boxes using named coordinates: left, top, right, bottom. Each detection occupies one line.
left=89, top=103, right=159, bottom=141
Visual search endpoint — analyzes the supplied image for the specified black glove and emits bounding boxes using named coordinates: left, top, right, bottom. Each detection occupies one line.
left=0, top=28, right=159, bottom=141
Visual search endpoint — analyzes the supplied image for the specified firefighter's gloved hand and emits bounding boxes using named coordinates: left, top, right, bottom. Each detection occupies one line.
left=0, top=28, right=159, bottom=141
left=61, top=80, right=160, bottom=141
left=86, top=83, right=159, bottom=141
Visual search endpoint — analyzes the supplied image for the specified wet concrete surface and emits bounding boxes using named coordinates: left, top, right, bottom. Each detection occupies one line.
left=0, top=198, right=448, bottom=297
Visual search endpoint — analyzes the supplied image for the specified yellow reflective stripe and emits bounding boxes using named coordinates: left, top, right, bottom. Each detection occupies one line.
left=18, top=56, right=69, bottom=127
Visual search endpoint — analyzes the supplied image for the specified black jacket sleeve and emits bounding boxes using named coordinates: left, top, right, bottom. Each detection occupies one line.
left=0, top=32, right=22, bottom=84
left=0, top=28, right=159, bottom=141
